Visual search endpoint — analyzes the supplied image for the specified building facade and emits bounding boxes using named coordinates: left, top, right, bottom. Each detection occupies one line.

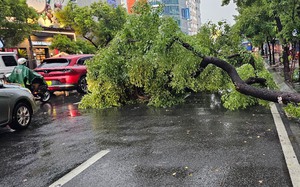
left=6, top=0, right=79, bottom=65
left=147, top=0, right=201, bottom=35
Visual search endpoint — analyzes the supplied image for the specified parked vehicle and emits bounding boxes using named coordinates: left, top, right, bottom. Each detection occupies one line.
left=0, top=52, right=18, bottom=80
left=34, top=54, right=94, bottom=94
left=0, top=81, right=37, bottom=130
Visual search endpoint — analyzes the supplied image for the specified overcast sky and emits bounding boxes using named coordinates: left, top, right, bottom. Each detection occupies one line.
left=201, top=0, right=238, bottom=25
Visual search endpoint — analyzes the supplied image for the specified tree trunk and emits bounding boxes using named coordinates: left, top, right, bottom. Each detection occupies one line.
left=267, top=40, right=272, bottom=64
left=283, top=44, right=291, bottom=81
left=271, top=39, right=275, bottom=65
left=260, top=43, right=264, bottom=56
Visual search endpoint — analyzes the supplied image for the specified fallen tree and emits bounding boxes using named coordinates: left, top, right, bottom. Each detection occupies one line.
left=80, top=2, right=300, bottom=118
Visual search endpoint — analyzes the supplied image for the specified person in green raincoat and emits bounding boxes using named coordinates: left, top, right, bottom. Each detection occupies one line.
left=7, top=58, right=44, bottom=91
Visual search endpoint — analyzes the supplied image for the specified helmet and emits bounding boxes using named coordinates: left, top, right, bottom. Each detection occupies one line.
left=17, top=58, right=27, bottom=65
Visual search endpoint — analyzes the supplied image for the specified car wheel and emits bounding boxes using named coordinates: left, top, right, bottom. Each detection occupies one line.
left=9, top=102, right=32, bottom=130
left=77, top=76, right=87, bottom=94
left=41, top=90, right=51, bottom=102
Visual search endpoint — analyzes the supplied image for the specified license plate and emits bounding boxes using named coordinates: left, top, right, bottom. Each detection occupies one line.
left=46, top=81, right=52, bottom=86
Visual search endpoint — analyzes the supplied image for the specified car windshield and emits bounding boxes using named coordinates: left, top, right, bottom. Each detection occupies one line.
left=2, top=56, right=17, bottom=66
left=38, top=59, right=70, bottom=68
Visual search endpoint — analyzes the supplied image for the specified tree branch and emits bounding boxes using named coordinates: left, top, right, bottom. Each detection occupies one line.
left=201, top=56, right=300, bottom=104
left=83, top=35, right=98, bottom=48
left=173, top=38, right=300, bottom=105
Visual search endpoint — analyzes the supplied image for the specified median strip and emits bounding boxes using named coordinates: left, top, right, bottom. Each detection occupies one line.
left=49, top=149, right=110, bottom=187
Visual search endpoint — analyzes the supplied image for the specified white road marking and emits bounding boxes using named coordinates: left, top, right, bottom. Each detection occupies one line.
left=270, top=103, right=300, bottom=187
left=49, top=149, right=110, bottom=187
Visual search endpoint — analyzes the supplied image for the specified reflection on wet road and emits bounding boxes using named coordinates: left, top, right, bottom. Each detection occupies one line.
left=0, top=92, right=294, bottom=187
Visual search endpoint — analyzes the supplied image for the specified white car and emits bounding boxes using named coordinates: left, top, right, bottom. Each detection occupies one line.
left=0, top=52, right=18, bottom=80
left=0, top=81, right=37, bottom=130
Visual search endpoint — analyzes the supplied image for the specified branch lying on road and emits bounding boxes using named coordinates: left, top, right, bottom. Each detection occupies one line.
left=172, top=37, right=300, bottom=105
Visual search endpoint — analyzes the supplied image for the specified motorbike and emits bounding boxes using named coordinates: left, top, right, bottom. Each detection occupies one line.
left=4, top=72, right=51, bottom=102
left=26, top=77, right=51, bottom=102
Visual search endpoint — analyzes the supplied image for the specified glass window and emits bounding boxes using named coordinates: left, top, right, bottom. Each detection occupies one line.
left=2, top=56, right=17, bottom=66
left=164, top=6, right=179, bottom=15
left=38, top=59, right=70, bottom=68
left=77, top=56, right=93, bottom=65
left=162, top=0, right=178, bottom=4
left=149, top=1, right=160, bottom=5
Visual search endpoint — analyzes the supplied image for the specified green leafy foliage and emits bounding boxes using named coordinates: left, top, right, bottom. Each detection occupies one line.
left=49, top=35, right=78, bottom=54
left=55, top=1, right=127, bottom=48
left=284, top=103, right=300, bottom=118
left=75, top=39, right=97, bottom=54
left=226, top=0, right=300, bottom=44
left=50, top=34, right=96, bottom=54
left=221, top=55, right=277, bottom=110
left=79, top=2, right=277, bottom=111
left=0, top=0, right=40, bottom=47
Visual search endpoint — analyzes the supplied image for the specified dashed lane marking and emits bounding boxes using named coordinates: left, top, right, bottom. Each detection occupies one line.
left=49, top=149, right=110, bottom=187
left=270, top=103, right=300, bottom=187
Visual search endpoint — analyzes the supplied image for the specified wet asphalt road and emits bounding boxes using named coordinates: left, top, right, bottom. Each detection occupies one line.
left=0, top=92, right=294, bottom=187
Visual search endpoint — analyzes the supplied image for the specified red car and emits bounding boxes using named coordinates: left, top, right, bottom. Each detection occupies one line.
left=35, top=54, right=93, bottom=94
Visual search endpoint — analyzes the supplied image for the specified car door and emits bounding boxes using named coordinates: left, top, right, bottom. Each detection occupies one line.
left=0, top=86, right=10, bottom=125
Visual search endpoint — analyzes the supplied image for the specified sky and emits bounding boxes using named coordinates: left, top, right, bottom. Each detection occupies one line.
left=201, top=0, right=238, bottom=25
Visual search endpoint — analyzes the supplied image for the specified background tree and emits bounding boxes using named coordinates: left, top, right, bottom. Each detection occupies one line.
left=223, top=0, right=300, bottom=81
left=232, top=1, right=276, bottom=64
left=50, top=34, right=96, bottom=54
left=49, top=35, right=78, bottom=54
left=55, top=1, right=127, bottom=49
left=0, top=0, right=39, bottom=48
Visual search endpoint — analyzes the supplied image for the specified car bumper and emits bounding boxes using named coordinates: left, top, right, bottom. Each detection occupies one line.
left=47, top=84, right=77, bottom=91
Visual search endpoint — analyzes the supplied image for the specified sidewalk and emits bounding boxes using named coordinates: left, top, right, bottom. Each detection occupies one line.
left=265, top=61, right=300, bottom=175
left=265, top=62, right=296, bottom=93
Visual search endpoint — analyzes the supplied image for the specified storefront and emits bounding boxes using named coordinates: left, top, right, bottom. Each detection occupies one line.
left=2, top=0, right=76, bottom=68
left=16, top=28, right=76, bottom=66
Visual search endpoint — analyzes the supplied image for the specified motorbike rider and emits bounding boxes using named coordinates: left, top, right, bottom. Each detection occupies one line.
left=7, top=58, right=43, bottom=92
